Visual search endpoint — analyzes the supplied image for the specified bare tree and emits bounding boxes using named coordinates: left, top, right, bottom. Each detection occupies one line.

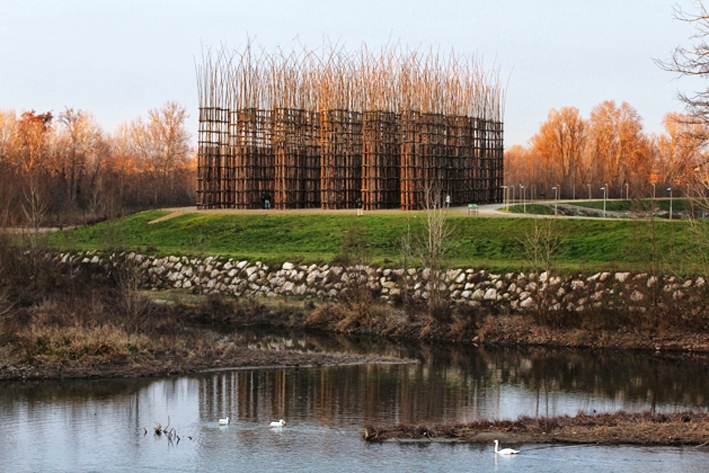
left=419, top=182, right=453, bottom=319
left=130, top=102, right=192, bottom=205
left=14, top=111, right=53, bottom=240
left=657, top=1, right=709, bottom=271
left=657, top=2, right=709, bottom=123
left=56, top=107, right=104, bottom=206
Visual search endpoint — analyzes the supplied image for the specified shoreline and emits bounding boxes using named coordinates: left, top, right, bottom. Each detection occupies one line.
left=0, top=342, right=413, bottom=382
left=4, top=292, right=709, bottom=382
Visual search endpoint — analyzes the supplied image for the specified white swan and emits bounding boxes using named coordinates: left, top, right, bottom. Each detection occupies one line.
left=269, top=419, right=286, bottom=428
left=494, top=439, right=519, bottom=455
left=218, top=417, right=230, bottom=425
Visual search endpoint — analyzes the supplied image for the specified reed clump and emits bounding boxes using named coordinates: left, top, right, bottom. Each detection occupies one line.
left=363, top=410, right=709, bottom=446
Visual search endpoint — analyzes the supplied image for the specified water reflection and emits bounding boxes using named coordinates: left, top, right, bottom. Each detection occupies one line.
left=1, top=340, right=709, bottom=472
left=190, top=346, right=709, bottom=430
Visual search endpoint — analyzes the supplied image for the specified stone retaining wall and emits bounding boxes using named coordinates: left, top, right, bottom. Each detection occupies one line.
left=62, top=251, right=707, bottom=314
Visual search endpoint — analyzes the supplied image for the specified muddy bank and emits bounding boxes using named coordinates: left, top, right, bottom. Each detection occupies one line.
left=189, top=294, right=709, bottom=355
left=363, top=411, right=709, bottom=446
left=3, top=289, right=709, bottom=384
left=0, top=332, right=407, bottom=382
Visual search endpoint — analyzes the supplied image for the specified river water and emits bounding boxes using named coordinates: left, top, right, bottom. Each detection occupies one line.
left=1, top=337, right=709, bottom=472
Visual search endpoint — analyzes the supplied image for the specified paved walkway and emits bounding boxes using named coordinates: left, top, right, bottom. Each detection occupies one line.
left=150, top=200, right=642, bottom=223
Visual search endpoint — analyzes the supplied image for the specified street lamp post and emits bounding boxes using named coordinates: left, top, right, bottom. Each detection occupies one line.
left=520, top=184, right=525, bottom=214
left=511, top=185, right=515, bottom=208
left=502, top=186, right=507, bottom=211
left=667, top=187, right=673, bottom=220
left=552, top=186, right=558, bottom=216
left=587, top=183, right=591, bottom=200
left=652, top=183, right=656, bottom=200
left=625, top=182, right=629, bottom=200
left=601, top=186, right=607, bottom=218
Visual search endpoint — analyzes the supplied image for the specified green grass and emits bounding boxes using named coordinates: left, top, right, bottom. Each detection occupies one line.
left=47, top=209, right=708, bottom=274
left=554, top=199, right=693, bottom=213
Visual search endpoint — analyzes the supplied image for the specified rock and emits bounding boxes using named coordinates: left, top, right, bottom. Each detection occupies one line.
left=381, top=279, right=397, bottom=289
left=615, top=272, right=630, bottom=283
left=630, top=290, right=644, bottom=301
left=520, top=297, right=535, bottom=309
left=282, top=262, right=295, bottom=271
left=483, top=288, right=497, bottom=300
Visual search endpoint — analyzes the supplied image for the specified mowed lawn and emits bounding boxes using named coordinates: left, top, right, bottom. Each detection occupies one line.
left=48, top=209, right=705, bottom=273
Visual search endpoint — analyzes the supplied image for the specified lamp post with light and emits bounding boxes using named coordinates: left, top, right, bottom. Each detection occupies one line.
left=552, top=186, right=558, bottom=216
left=667, top=187, right=673, bottom=220
left=601, top=185, right=607, bottom=218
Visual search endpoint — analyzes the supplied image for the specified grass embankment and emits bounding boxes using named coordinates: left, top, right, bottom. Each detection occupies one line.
left=363, top=411, right=709, bottom=446
left=48, top=208, right=706, bottom=273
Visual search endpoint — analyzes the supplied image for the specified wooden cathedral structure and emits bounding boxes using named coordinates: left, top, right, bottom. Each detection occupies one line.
left=196, top=43, right=504, bottom=210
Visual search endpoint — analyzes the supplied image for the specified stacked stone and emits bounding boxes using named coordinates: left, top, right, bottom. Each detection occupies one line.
left=60, top=251, right=707, bottom=314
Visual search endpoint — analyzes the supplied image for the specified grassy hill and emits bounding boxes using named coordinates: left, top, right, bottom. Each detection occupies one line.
left=47, top=209, right=707, bottom=274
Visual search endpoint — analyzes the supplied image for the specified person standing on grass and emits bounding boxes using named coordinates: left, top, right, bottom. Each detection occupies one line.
left=356, top=197, right=363, bottom=216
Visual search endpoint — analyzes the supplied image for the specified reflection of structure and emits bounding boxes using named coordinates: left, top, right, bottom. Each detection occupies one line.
left=196, top=43, right=505, bottom=210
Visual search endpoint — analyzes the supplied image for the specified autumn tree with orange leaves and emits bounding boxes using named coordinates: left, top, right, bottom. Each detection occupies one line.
left=529, top=106, right=586, bottom=199
left=0, top=102, right=195, bottom=227
left=505, top=101, right=697, bottom=201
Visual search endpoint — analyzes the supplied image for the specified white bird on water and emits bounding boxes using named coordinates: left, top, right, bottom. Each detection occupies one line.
left=218, top=417, right=230, bottom=425
left=494, top=439, right=519, bottom=455
left=269, top=419, right=286, bottom=428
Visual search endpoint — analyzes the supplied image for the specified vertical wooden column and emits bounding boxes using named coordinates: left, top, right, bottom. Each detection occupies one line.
left=319, top=110, right=362, bottom=209
left=399, top=110, right=420, bottom=210
left=362, top=111, right=400, bottom=210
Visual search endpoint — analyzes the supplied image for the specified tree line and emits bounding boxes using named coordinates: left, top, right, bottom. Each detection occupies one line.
left=0, top=101, right=195, bottom=227
left=504, top=101, right=706, bottom=201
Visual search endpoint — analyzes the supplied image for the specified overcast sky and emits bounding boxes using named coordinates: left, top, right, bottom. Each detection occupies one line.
left=1, top=0, right=706, bottom=148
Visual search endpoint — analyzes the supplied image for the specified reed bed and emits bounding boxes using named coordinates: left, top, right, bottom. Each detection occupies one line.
left=363, top=411, right=709, bottom=446
left=196, top=42, right=505, bottom=210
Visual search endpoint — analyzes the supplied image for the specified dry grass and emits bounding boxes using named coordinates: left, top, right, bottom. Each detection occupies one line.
left=364, top=411, right=709, bottom=446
